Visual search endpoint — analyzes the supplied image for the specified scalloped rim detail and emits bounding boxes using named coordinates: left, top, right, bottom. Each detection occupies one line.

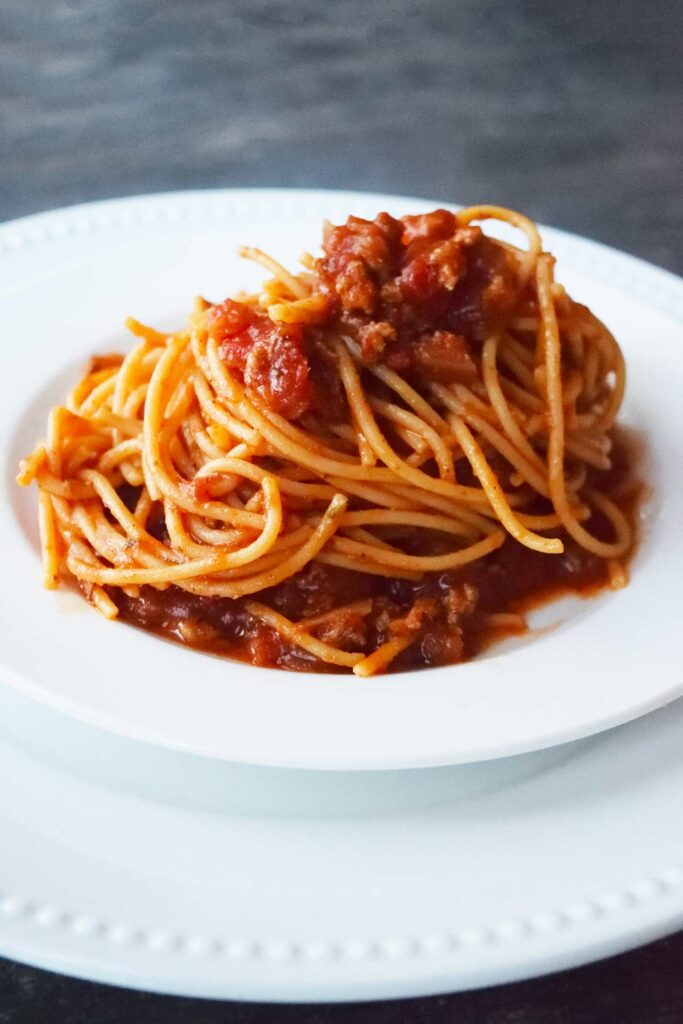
left=0, top=865, right=681, bottom=962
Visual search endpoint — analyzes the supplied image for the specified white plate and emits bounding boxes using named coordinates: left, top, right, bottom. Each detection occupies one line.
left=0, top=682, right=681, bottom=1001
left=1, top=189, right=682, bottom=770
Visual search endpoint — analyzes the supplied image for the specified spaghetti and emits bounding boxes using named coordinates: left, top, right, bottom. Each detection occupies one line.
left=17, top=206, right=639, bottom=675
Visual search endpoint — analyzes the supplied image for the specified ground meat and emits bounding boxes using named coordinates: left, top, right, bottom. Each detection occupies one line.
left=444, top=582, right=478, bottom=625
left=384, top=329, right=477, bottom=383
left=111, top=526, right=614, bottom=674
left=245, top=622, right=290, bottom=668
left=207, top=299, right=312, bottom=419
left=314, top=608, right=369, bottom=651
left=263, top=562, right=381, bottom=620
left=242, top=325, right=311, bottom=420
left=316, top=210, right=519, bottom=388
left=358, top=320, right=396, bottom=362
left=401, top=209, right=458, bottom=245
left=399, top=236, right=466, bottom=301
left=420, top=628, right=465, bottom=667
left=389, top=596, right=439, bottom=637
left=320, top=213, right=404, bottom=314
left=200, top=211, right=519, bottom=419
left=114, top=586, right=248, bottom=640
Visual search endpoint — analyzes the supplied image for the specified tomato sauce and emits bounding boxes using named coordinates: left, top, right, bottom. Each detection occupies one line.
left=108, top=212, right=641, bottom=674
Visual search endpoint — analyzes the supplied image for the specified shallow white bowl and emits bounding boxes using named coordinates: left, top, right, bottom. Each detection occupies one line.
left=2, top=188, right=682, bottom=769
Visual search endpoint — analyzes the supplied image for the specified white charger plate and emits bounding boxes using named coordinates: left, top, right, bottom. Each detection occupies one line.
left=1, top=189, right=682, bottom=769
left=0, top=681, right=681, bottom=1001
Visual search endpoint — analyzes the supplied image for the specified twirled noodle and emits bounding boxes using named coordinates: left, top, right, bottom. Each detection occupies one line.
left=18, top=204, right=637, bottom=675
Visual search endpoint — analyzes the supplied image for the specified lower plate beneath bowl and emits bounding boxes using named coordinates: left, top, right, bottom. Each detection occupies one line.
left=0, top=682, right=681, bottom=1001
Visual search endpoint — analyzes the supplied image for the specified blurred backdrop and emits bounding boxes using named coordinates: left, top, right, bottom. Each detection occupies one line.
left=2, top=0, right=681, bottom=271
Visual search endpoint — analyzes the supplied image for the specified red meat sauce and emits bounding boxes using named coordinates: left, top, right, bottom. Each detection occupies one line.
left=204, top=209, right=518, bottom=422
left=110, top=437, right=640, bottom=674
left=106, top=212, right=640, bottom=674
left=110, top=529, right=607, bottom=674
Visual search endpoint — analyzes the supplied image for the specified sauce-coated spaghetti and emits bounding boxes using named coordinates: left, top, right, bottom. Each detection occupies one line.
left=18, top=206, right=639, bottom=675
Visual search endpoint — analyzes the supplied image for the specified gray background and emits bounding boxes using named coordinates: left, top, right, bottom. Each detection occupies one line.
left=1, top=0, right=682, bottom=1021
left=2, top=0, right=681, bottom=272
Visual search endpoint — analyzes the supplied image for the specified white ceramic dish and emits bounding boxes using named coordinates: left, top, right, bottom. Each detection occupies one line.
left=0, top=682, right=681, bottom=1001
left=2, top=189, right=682, bottom=770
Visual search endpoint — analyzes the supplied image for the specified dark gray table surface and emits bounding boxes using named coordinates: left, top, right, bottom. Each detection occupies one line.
left=1, top=1, right=681, bottom=1020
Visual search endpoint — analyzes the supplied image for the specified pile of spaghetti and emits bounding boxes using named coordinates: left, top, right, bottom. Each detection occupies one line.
left=18, top=205, right=635, bottom=676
